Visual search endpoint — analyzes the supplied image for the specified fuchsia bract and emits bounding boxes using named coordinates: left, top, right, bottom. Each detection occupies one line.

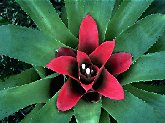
left=46, top=14, right=132, bottom=111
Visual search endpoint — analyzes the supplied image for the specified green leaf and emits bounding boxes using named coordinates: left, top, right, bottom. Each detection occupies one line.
left=61, top=6, right=68, bottom=27
left=0, top=25, right=65, bottom=66
left=119, top=51, right=165, bottom=85
left=65, top=0, right=115, bottom=41
left=148, top=32, right=165, bottom=53
left=74, top=99, right=102, bottom=123
left=0, top=68, right=39, bottom=90
left=0, top=77, right=53, bottom=120
left=99, top=109, right=110, bottom=123
left=16, top=0, right=77, bottom=47
left=33, top=66, right=46, bottom=78
left=114, top=14, right=165, bottom=62
left=132, top=82, right=165, bottom=95
left=44, top=73, right=59, bottom=79
left=141, top=0, right=165, bottom=18
left=102, top=91, right=161, bottom=123
left=111, top=0, right=123, bottom=17
left=21, top=104, right=43, bottom=123
left=105, top=0, right=153, bottom=40
left=124, top=84, right=165, bottom=122
left=28, top=92, right=73, bottom=123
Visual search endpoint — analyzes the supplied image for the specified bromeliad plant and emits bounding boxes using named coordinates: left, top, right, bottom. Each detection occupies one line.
left=0, top=0, right=165, bottom=123
left=46, top=14, right=132, bottom=111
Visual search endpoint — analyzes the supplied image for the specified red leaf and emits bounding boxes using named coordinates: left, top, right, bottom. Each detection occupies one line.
left=46, top=56, right=78, bottom=79
left=93, top=69, right=124, bottom=100
left=106, top=52, right=132, bottom=75
left=77, top=51, right=91, bottom=64
left=89, top=41, right=115, bottom=67
left=57, top=78, right=85, bottom=111
left=81, top=82, right=94, bottom=92
left=78, top=14, right=99, bottom=54
left=56, top=47, right=76, bottom=57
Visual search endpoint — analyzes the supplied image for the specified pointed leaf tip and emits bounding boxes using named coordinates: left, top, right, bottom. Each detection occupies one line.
left=106, top=52, right=132, bottom=75
left=79, top=13, right=99, bottom=54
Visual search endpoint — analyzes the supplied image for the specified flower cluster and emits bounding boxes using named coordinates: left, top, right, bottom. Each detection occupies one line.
left=47, top=14, right=132, bottom=111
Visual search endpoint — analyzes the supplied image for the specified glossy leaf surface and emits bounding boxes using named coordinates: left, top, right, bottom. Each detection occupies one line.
left=74, top=99, right=102, bottom=123
left=0, top=68, right=39, bottom=90
left=29, top=92, right=73, bottom=123
left=106, top=0, right=152, bottom=40
left=103, top=91, right=160, bottom=123
left=115, top=14, right=165, bottom=62
left=125, top=85, right=165, bottom=122
left=0, top=25, right=65, bottom=66
left=16, top=0, right=77, bottom=47
left=65, top=0, right=115, bottom=41
left=0, top=77, right=53, bottom=119
left=111, top=0, right=123, bottom=18
left=119, top=52, right=165, bottom=85
left=99, top=109, right=110, bottom=123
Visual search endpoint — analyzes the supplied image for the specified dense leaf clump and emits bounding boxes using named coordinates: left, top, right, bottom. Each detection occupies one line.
left=0, top=0, right=165, bottom=123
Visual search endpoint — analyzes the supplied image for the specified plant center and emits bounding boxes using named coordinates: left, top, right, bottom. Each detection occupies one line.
left=79, top=63, right=97, bottom=85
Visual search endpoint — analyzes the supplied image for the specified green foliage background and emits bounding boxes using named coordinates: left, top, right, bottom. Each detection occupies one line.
left=0, top=0, right=64, bottom=122
left=0, top=0, right=165, bottom=123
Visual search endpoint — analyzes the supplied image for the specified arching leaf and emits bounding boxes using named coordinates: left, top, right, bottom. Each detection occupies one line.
left=74, top=99, right=102, bottom=123
left=124, top=84, right=165, bottom=122
left=103, top=91, right=161, bottom=123
left=0, top=25, right=65, bottom=66
left=99, top=108, right=110, bottom=123
left=132, top=82, right=165, bottom=95
left=0, top=77, right=53, bottom=120
left=16, top=0, right=77, bottom=47
left=65, top=0, right=115, bottom=41
left=28, top=92, right=73, bottom=123
left=0, top=68, right=39, bottom=90
left=119, top=52, right=165, bottom=85
left=105, top=0, right=153, bottom=40
left=148, top=32, right=165, bottom=53
left=114, top=14, right=165, bottom=62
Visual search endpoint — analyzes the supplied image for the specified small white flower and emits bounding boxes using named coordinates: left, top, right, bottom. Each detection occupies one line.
left=86, top=68, right=91, bottom=75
